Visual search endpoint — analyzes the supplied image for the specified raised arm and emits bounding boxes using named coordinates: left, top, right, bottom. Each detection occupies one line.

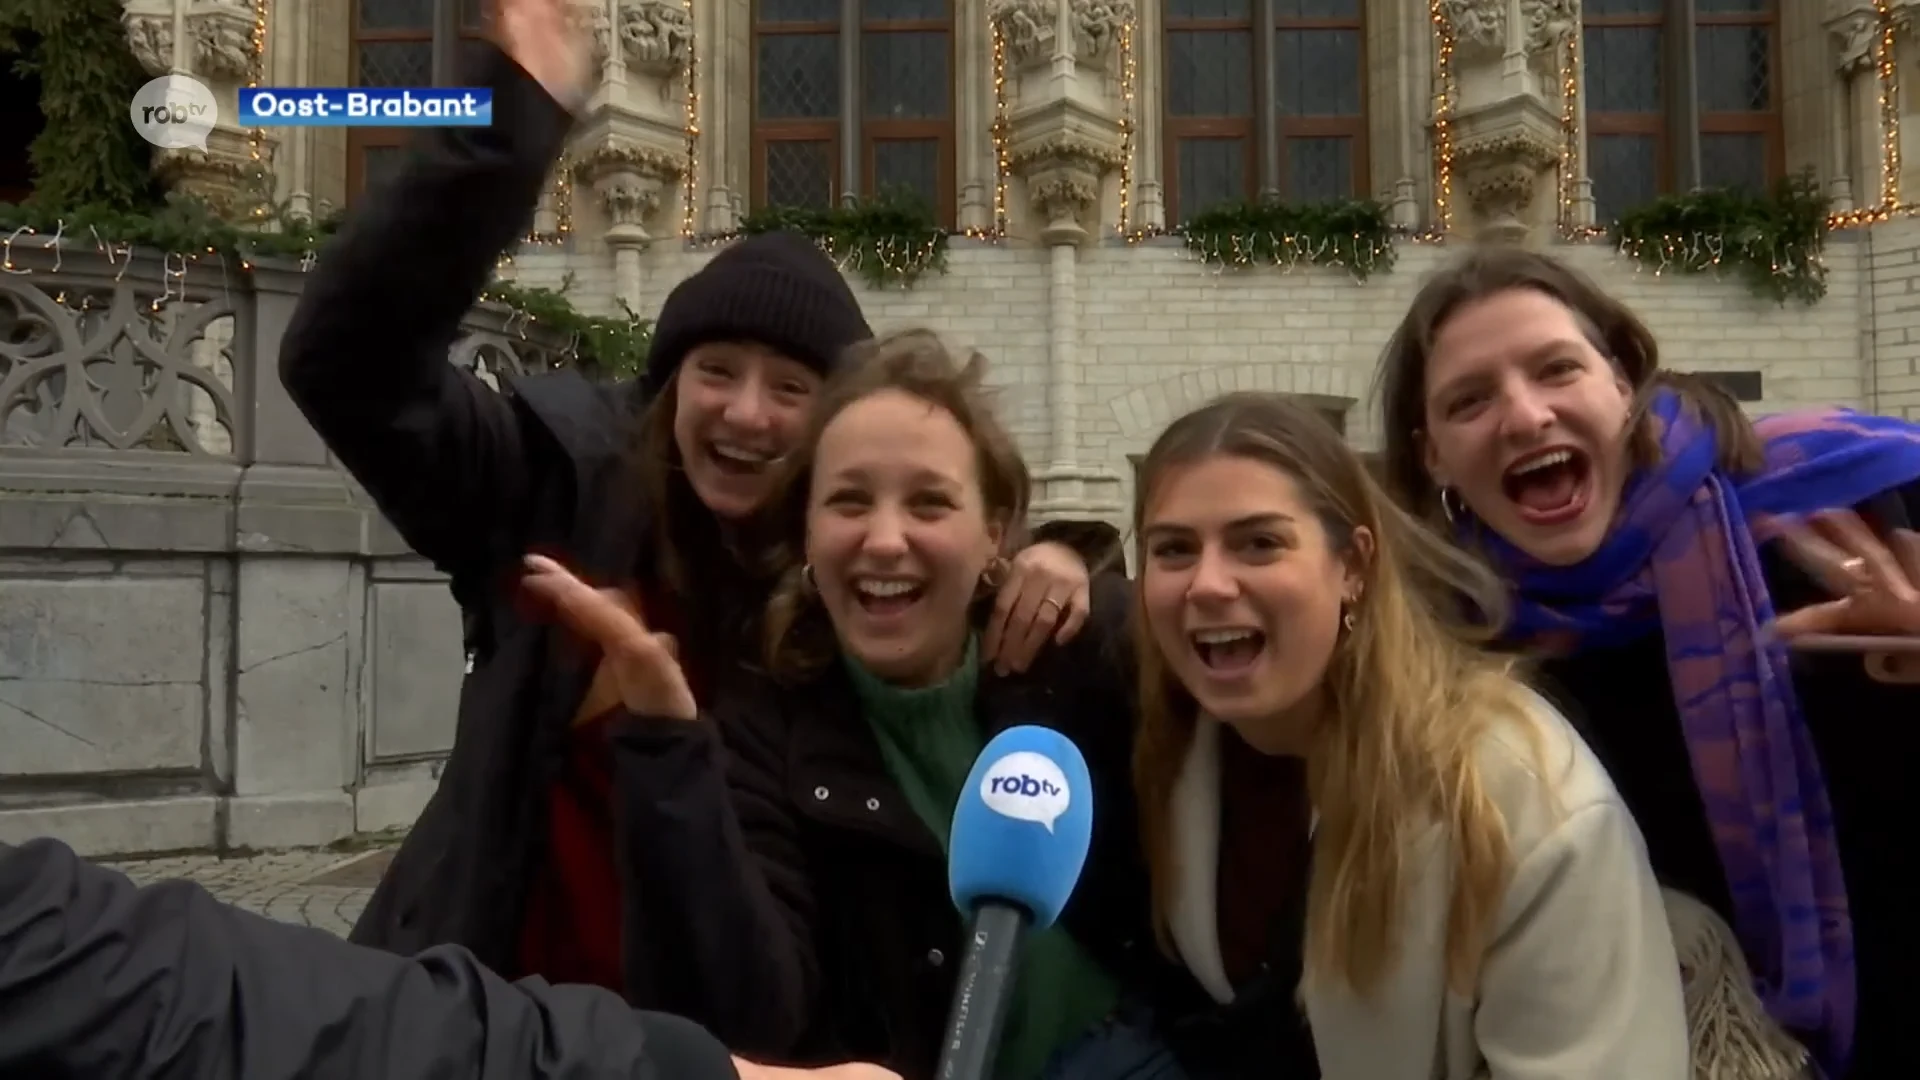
left=277, top=40, right=578, bottom=583
left=1473, top=800, right=1690, bottom=1080
left=0, top=838, right=742, bottom=1080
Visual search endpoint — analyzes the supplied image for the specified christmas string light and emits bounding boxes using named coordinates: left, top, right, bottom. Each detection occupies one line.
left=522, top=153, right=574, bottom=245
left=965, top=15, right=1010, bottom=240
left=249, top=0, right=269, bottom=217
left=1115, top=14, right=1136, bottom=236
left=680, top=0, right=700, bottom=238
left=1428, top=0, right=1455, bottom=234
left=1832, top=0, right=1904, bottom=228
left=1556, top=34, right=1575, bottom=234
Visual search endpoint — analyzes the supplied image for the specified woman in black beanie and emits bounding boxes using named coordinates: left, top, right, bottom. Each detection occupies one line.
left=275, top=0, right=1100, bottom=1056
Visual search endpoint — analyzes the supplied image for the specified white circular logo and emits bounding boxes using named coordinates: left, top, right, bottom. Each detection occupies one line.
left=130, top=75, right=219, bottom=151
left=978, top=751, right=1071, bottom=833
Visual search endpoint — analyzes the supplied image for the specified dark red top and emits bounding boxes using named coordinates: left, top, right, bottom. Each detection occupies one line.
left=516, top=582, right=698, bottom=992
left=1215, top=730, right=1311, bottom=989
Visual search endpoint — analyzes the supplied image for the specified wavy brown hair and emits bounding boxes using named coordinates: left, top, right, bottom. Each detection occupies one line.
left=1373, top=246, right=1762, bottom=525
left=758, top=329, right=1032, bottom=683
left=1133, top=392, right=1549, bottom=998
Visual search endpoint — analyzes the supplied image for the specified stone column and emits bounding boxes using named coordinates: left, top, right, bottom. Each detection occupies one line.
left=144, top=0, right=282, bottom=213
left=1827, top=1, right=1879, bottom=211
left=575, top=144, right=682, bottom=311
left=1000, top=0, right=1124, bottom=522
left=1437, top=0, right=1573, bottom=243
left=569, top=0, right=696, bottom=256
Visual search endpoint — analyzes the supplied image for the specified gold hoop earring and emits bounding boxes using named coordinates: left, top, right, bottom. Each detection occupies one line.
left=800, top=564, right=818, bottom=595
left=1439, top=487, right=1467, bottom=525
left=1341, top=607, right=1356, bottom=634
left=979, top=556, right=1010, bottom=591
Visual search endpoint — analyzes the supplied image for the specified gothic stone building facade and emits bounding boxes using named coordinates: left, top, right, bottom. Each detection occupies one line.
left=123, top=0, right=1920, bottom=526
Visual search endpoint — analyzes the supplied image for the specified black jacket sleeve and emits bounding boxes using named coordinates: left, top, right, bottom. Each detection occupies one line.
left=0, top=838, right=742, bottom=1080
left=277, top=41, right=576, bottom=585
left=607, top=707, right=819, bottom=1061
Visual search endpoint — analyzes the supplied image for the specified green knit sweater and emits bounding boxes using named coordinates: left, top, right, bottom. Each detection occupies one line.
left=843, top=639, right=1119, bottom=1080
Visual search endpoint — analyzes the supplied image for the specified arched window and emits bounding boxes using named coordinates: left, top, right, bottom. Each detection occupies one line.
left=1161, top=0, right=1366, bottom=223
left=1583, top=0, right=1780, bottom=222
left=347, top=0, right=486, bottom=201
left=750, top=0, right=956, bottom=224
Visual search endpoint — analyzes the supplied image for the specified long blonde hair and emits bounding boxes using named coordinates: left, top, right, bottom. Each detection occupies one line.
left=1132, top=392, right=1541, bottom=998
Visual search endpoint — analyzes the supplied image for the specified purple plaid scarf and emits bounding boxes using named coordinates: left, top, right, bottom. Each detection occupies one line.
left=1475, top=388, right=1920, bottom=1074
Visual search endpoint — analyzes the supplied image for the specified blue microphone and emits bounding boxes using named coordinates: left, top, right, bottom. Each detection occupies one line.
left=936, top=725, right=1096, bottom=1080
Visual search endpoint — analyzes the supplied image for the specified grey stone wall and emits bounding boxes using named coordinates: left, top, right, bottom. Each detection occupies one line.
left=0, top=242, right=575, bottom=857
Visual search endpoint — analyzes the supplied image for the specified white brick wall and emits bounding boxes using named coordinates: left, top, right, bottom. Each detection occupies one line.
left=504, top=235, right=1878, bottom=518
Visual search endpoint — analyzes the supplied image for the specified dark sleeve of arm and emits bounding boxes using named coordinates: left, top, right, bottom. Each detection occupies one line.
left=608, top=712, right=820, bottom=1060
left=1029, top=520, right=1126, bottom=576
left=277, top=42, right=574, bottom=580
left=0, top=838, right=742, bottom=1080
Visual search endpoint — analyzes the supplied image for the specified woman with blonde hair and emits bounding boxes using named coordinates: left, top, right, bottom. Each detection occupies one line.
left=1130, top=392, right=1686, bottom=1079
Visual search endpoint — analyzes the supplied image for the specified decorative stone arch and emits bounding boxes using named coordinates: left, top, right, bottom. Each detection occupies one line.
left=1106, top=360, right=1362, bottom=441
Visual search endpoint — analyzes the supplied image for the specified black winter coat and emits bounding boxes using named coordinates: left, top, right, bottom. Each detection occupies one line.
left=611, top=571, right=1156, bottom=1077
left=0, top=838, right=741, bottom=1080
left=279, top=39, right=1126, bottom=1062
left=278, top=41, right=663, bottom=990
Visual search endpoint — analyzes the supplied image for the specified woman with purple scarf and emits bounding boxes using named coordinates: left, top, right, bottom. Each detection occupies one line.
left=1372, top=247, right=1920, bottom=1080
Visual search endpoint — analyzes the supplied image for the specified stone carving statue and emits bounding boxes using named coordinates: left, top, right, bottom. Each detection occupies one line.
left=990, top=0, right=1054, bottom=68
left=123, top=12, right=175, bottom=77
left=1524, top=0, right=1578, bottom=56
left=1827, top=0, right=1880, bottom=74
left=569, top=0, right=612, bottom=73
left=621, top=0, right=693, bottom=78
left=1070, top=0, right=1130, bottom=69
left=1438, top=0, right=1504, bottom=54
left=188, top=1, right=254, bottom=83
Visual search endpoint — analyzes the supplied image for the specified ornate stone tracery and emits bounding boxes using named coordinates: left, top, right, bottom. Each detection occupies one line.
left=1439, top=0, right=1579, bottom=240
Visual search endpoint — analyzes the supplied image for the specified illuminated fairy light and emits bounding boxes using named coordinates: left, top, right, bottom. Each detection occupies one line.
left=522, top=153, right=574, bottom=245
left=1557, top=35, right=1575, bottom=233
left=965, top=17, right=1010, bottom=240
left=681, top=0, right=700, bottom=238
left=1832, top=0, right=1905, bottom=229
left=1116, top=16, right=1136, bottom=236
left=1429, top=0, right=1455, bottom=234
left=249, top=0, right=268, bottom=219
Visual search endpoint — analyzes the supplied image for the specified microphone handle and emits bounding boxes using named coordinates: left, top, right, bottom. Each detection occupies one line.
left=934, top=903, right=1030, bottom=1080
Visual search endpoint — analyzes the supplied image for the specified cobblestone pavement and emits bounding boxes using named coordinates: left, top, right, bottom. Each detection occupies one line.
left=103, top=847, right=395, bottom=938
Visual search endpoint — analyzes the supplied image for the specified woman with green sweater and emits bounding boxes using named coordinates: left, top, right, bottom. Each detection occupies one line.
left=520, top=329, right=1160, bottom=1079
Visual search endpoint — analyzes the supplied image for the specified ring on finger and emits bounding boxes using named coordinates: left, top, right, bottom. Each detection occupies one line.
left=1039, top=597, right=1064, bottom=615
left=1841, top=556, right=1868, bottom=577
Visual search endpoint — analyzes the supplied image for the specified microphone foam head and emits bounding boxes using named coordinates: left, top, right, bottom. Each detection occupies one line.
left=948, top=725, right=1094, bottom=930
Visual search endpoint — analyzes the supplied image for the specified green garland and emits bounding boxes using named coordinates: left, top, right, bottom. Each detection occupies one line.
left=0, top=194, right=337, bottom=262
left=480, top=276, right=654, bottom=379
left=0, top=0, right=156, bottom=210
left=737, top=190, right=948, bottom=288
left=1610, top=170, right=1831, bottom=305
left=1175, top=198, right=1397, bottom=281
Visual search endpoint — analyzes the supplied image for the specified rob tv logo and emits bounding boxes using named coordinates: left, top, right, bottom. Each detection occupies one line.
left=129, top=75, right=219, bottom=152
left=978, top=751, right=1071, bottom=833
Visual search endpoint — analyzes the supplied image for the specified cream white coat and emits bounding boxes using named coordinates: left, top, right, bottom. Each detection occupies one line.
left=1164, top=694, right=1690, bottom=1080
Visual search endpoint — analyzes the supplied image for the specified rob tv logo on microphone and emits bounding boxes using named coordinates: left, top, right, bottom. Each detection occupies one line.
left=978, top=751, right=1072, bottom=833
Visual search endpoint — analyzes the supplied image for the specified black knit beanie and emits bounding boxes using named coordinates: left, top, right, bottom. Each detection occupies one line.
left=642, top=232, right=873, bottom=399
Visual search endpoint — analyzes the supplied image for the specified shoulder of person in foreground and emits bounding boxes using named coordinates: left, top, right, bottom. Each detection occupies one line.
left=1464, top=681, right=1690, bottom=1080
left=0, top=837, right=740, bottom=1080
